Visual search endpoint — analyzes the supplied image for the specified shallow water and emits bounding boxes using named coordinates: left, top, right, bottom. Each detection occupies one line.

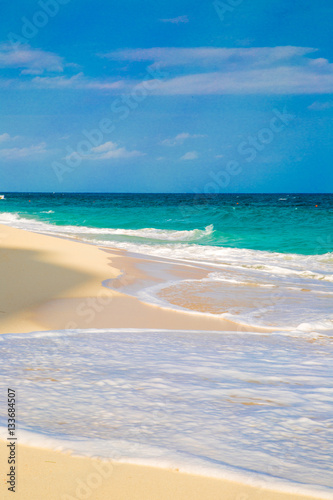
left=0, top=329, right=332, bottom=497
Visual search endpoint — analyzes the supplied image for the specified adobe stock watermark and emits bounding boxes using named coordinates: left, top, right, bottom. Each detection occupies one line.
left=237, top=107, right=294, bottom=162
left=64, top=290, right=114, bottom=330
left=213, top=0, right=245, bottom=23
left=64, top=274, right=132, bottom=329
left=7, top=0, right=71, bottom=48
left=61, top=459, right=113, bottom=500
left=179, top=107, right=295, bottom=217
left=52, top=65, right=167, bottom=183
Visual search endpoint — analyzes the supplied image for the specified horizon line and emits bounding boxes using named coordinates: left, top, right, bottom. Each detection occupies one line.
left=1, top=192, right=332, bottom=195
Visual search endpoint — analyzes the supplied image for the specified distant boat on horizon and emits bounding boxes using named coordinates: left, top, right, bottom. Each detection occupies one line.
left=0, top=195, right=5, bottom=199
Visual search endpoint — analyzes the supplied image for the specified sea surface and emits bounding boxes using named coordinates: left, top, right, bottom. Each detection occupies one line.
left=0, top=193, right=332, bottom=496
left=1, top=192, right=332, bottom=254
left=1, top=192, right=332, bottom=333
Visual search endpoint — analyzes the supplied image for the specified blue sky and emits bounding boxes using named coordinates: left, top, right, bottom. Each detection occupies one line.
left=0, top=0, right=332, bottom=192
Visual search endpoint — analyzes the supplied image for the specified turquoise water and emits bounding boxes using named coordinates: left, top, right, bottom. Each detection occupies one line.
left=0, top=193, right=332, bottom=254
left=1, top=192, right=332, bottom=332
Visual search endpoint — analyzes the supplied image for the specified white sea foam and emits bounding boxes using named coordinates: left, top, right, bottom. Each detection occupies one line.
left=4, top=210, right=332, bottom=280
left=0, top=328, right=332, bottom=497
left=137, top=277, right=333, bottom=333
left=106, top=264, right=333, bottom=334
left=0, top=212, right=213, bottom=241
left=93, top=224, right=215, bottom=241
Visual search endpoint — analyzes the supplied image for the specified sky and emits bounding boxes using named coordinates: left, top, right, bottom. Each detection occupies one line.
left=0, top=0, right=332, bottom=193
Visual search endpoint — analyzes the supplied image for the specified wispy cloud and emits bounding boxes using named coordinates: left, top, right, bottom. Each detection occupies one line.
left=0, top=43, right=64, bottom=74
left=31, top=73, right=83, bottom=88
left=8, top=63, right=333, bottom=94
left=29, top=72, right=124, bottom=91
left=72, top=141, right=145, bottom=161
left=151, top=66, right=333, bottom=95
left=4, top=45, right=333, bottom=96
left=161, top=132, right=206, bottom=146
left=308, top=101, right=333, bottom=110
left=159, top=15, right=189, bottom=24
left=102, top=46, right=333, bottom=95
left=104, top=46, right=316, bottom=68
left=180, top=151, right=198, bottom=160
left=0, top=72, right=128, bottom=92
left=0, top=142, right=48, bottom=159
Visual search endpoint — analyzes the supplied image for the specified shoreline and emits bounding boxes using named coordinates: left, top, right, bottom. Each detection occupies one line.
left=0, top=223, right=270, bottom=334
left=0, top=223, right=331, bottom=499
left=0, top=440, right=330, bottom=500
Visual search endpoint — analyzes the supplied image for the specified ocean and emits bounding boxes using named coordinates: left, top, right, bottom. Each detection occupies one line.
left=1, top=193, right=332, bottom=255
left=0, top=192, right=332, bottom=496
left=1, top=192, right=332, bottom=333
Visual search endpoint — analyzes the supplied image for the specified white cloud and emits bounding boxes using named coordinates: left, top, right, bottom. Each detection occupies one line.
left=161, top=132, right=206, bottom=146
left=4, top=45, right=333, bottom=96
left=150, top=66, right=333, bottom=95
left=0, top=72, right=127, bottom=92
left=0, top=142, right=48, bottom=159
left=0, top=133, right=19, bottom=143
left=0, top=133, right=11, bottom=143
left=159, top=15, right=189, bottom=24
left=101, top=46, right=333, bottom=95
left=31, top=73, right=83, bottom=88
left=308, top=101, right=333, bottom=110
left=91, top=142, right=118, bottom=153
left=30, top=72, right=124, bottom=91
left=0, top=43, right=64, bottom=74
left=78, top=141, right=145, bottom=161
left=180, top=151, right=198, bottom=160
left=104, top=46, right=316, bottom=68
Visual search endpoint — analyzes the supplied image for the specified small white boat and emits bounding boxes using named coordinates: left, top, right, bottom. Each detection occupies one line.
left=0, top=195, right=5, bottom=200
